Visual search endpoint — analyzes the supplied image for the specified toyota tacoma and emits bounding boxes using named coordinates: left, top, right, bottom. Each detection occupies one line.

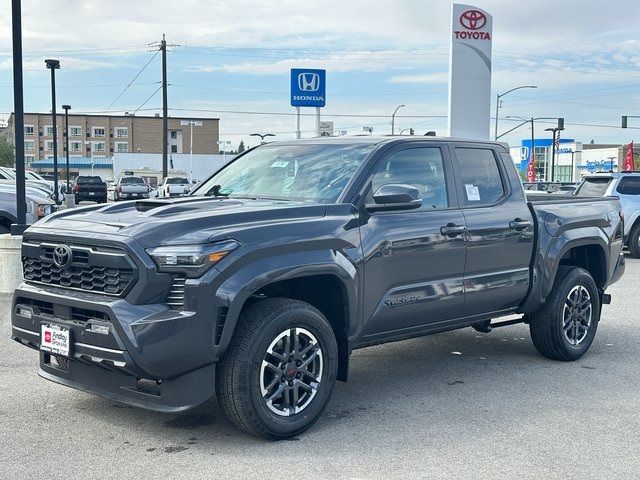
left=11, top=137, right=625, bottom=439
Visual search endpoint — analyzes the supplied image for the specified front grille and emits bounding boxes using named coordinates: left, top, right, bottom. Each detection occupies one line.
left=16, top=297, right=111, bottom=323
left=167, top=275, right=186, bottom=309
left=22, top=241, right=136, bottom=296
left=71, top=307, right=110, bottom=323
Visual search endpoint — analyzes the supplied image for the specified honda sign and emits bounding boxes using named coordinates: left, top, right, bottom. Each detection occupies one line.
left=291, top=68, right=326, bottom=107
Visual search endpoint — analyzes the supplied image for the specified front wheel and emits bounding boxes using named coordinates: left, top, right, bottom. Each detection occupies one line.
left=627, top=223, right=640, bottom=258
left=529, top=267, right=600, bottom=361
left=216, top=298, right=338, bottom=439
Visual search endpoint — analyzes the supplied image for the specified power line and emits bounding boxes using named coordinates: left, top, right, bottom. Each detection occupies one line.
left=104, top=50, right=160, bottom=112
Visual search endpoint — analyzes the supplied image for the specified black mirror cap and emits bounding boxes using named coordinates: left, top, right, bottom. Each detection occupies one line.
left=365, top=183, right=422, bottom=212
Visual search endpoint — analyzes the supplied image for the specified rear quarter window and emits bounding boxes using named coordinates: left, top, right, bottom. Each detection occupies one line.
left=615, top=177, right=640, bottom=195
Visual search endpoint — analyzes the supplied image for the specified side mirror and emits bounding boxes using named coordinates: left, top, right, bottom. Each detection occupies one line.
left=365, top=184, right=422, bottom=212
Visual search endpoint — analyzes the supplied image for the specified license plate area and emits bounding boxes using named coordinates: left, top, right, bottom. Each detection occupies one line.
left=41, top=323, right=71, bottom=357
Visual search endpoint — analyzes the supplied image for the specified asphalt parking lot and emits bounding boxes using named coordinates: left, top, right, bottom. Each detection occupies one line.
left=1, top=257, right=639, bottom=480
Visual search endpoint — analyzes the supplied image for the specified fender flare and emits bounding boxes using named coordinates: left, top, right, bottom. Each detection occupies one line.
left=0, top=211, right=17, bottom=226
left=213, top=249, right=359, bottom=353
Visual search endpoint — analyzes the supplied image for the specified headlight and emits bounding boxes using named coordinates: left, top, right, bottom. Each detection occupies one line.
left=36, top=204, right=53, bottom=218
left=147, top=240, right=239, bottom=277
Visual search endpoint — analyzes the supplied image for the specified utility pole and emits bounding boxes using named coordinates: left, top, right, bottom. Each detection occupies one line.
left=161, top=34, right=168, bottom=179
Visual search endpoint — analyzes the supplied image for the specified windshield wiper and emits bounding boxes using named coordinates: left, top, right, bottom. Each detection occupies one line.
left=204, top=184, right=230, bottom=197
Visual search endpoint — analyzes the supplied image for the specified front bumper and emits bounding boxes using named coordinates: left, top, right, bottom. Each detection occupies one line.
left=11, top=282, right=217, bottom=412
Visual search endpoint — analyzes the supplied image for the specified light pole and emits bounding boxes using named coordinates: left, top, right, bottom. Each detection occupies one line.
left=569, top=149, right=581, bottom=182
left=622, top=116, right=640, bottom=128
left=11, top=0, right=27, bottom=233
left=545, top=126, right=564, bottom=182
left=506, top=115, right=536, bottom=181
left=250, top=133, right=275, bottom=144
left=62, top=104, right=71, bottom=194
left=391, top=104, right=405, bottom=135
left=45, top=58, right=60, bottom=204
left=494, top=85, right=537, bottom=141
left=180, top=120, right=202, bottom=182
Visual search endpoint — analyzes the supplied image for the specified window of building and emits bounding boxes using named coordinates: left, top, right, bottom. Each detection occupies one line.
left=92, top=127, right=105, bottom=137
left=616, top=177, right=640, bottom=195
left=24, top=125, right=34, bottom=136
left=454, top=148, right=505, bottom=207
left=70, top=141, right=83, bottom=152
left=45, top=140, right=55, bottom=151
left=24, top=140, right=35, bottom=151
left=369, top=147, right=448, bottom=210
left=554, top=166, right=573, bottom=183
left=92, top=141, right=106, bottom=152
left=171, top=145, right=178, bottom=153
left=115, top=127, right=128, bottom=138
left=44, top=125, right=55, bottom=137
left=69, top=126, right=82, bottom=137
left=25, top=155, right=35, bottom=164
left=170, top=130, right=178, bottom=139
left=115, top=142, right=128, bottom=153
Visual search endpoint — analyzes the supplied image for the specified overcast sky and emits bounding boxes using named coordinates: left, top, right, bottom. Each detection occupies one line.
left=1, top=0, right=640, bottom=151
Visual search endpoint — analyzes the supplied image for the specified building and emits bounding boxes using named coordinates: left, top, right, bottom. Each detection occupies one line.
left=5, top=112, right=220, bottom=177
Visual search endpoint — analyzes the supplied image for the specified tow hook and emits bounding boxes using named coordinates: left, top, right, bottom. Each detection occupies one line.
left=602, top=293, right=612, bottom=305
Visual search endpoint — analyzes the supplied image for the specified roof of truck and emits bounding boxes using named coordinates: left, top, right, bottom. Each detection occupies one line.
left=268, top=135, right=510, bottom=149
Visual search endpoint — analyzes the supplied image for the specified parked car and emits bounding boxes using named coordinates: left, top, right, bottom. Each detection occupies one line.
left=0, top=167, right=57, bottom=200
left=576, top=172, right=640, bottom=257
left=157, top=176, right=191, bottom=198
left=114, top=175, right=150, bottom=201
left=0, top=182, right=56, bottom=233
left=72, top=176, right=107, bottom=204
left=11, top=137, right=625, bottom=439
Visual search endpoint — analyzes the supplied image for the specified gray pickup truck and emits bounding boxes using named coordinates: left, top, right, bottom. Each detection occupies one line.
left=11, top=137, right=625, bottom=439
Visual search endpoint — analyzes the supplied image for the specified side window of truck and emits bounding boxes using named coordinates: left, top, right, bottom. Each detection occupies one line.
left=455, top=148, right=506, bottom=207
left=616, top=177, right=640, bottom=195
left=369, top=147, right=448, bottom=210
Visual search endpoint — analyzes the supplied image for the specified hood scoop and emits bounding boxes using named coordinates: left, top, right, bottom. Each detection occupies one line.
left=135, top=199, right=173, bottom=212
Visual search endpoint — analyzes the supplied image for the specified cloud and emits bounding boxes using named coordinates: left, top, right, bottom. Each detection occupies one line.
left=0, top=56, right=113, bottom=72
left=388, top=72, right=449, bottom=84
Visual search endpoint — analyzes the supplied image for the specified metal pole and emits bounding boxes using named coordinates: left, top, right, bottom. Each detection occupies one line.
left=530, top=118, right=535, bottom=181
left=550, top=130, right=557, bottom=182
left=494, top=94, right=500, bottom=141
left=161, top=34, right=168, bottom=179
left=47, top=62, right=60, bottom=204
left=189, top=121, right=193, bottom=183
left=63, top=105, right=70, bottom=193
left=315, top=107, right=320, bottom=137
left=296, top=107, right=301, bottom=139
left=11, top=0, right=27, bottom=234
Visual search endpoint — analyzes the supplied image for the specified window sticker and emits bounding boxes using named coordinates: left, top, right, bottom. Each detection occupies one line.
left=465, top=184, right=481, bottom=201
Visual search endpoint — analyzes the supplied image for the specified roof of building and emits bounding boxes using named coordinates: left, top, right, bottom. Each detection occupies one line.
left=8, top=112, right=220, bottom=121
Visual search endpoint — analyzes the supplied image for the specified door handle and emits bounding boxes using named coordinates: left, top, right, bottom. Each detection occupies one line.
left=440, top=223, right=467, bottom=237
left=509, top=218, right=532, bottom=231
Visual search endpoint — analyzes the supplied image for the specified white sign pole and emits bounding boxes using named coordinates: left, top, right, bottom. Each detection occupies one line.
left=447, top=4, right=493, bottom=140
left=315, top=107, right=321, bottom=137
left=296, top=107, right=301, bottom=139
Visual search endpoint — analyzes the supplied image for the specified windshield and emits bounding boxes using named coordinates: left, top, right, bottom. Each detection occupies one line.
left=120, top=177, right=145, bottom=184
left=193, top=143, right=376, bottom=203
left=576, top=177, right=612, bottom=196
left=167, top=177, right=189, bottom=184
left=77, top=176, right=103, bottom=183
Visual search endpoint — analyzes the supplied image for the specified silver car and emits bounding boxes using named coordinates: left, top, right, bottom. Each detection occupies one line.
left=576, top=172, right=640, bottom=256
left=0, top=183, right=56, bottom=234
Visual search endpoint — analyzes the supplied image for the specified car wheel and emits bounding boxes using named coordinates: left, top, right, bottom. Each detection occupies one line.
left=529, top=267, right=600, bottom=361
left=627, top=223, right=640, bottom=258
left=216, top=298, right=338, bottom=439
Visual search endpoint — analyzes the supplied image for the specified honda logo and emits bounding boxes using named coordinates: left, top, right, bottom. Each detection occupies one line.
left=298, top=73, right=320, bottom=92
left=459, top=10, right=487, bottom=30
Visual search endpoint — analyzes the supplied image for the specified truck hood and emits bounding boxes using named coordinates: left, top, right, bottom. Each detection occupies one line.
left=30, top=196, right=328, bottom=247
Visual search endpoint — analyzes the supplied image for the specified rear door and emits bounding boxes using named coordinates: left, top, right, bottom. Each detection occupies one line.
left=451, top=145, right=534, bottom=317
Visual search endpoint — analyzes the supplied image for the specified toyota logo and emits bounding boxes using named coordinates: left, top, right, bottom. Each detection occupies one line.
left=52, top=245, right=73, bottom=269
left=460, top=10, right=487, bottom=30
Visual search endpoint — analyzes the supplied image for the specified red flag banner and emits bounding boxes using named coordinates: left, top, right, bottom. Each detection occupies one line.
left=526, top=146, right=535, bottom=181
left=625, top=141, right=634, bottom=171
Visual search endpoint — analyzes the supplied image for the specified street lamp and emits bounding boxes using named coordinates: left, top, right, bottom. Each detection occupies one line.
left=180, top=120, right=203, bottom=182
left=62, top=104, right=71, bottom=195
left=569, top=149, right=582, bottom=182
left=494, top=85, right=537, bottom=141
left=250, top=133, right=276, bottom=144
left=45, top=58, right=60, bottom=204
left=545, top=126, right=564, bottom=182
left=391, top=104, right=405, bottom=135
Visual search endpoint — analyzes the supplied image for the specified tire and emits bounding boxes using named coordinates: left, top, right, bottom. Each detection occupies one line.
left=529, top=267, right=600, bottom=361
left=627, top=223, right=640, bottom=258
left=216, top=298, right=338, bottom=439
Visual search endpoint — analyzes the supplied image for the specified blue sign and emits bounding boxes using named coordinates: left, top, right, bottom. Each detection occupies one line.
left=290, top=68, right=326, bottom=107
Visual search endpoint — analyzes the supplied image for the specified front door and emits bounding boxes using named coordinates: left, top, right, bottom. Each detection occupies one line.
left=358, top=144, right=467, bottom=341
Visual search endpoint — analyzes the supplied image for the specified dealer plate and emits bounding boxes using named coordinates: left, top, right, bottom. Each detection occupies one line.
left=40, top=323, right=70, bottom=357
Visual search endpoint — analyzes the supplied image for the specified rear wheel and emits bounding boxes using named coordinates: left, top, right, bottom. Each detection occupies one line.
left=529, top=267, right=600, bottom=361
left=628, top=223, right=640, bottom=258
left=216, top=298, right=338, bottom=439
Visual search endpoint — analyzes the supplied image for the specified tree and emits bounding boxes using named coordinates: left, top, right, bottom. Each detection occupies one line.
left=0, top=137, right=15, bottom=168
left=237, top=140, right=245, bottom=153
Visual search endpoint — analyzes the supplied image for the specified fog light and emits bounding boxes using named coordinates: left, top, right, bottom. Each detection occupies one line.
left=18, top=307, right=32, bottom=319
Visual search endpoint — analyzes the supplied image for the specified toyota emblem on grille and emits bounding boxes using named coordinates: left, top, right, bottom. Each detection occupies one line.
left=52, top=245, right=73, bottom=269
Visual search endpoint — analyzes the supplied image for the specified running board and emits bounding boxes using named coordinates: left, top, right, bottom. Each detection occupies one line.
left=472, top=316, right=527, bottom=333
